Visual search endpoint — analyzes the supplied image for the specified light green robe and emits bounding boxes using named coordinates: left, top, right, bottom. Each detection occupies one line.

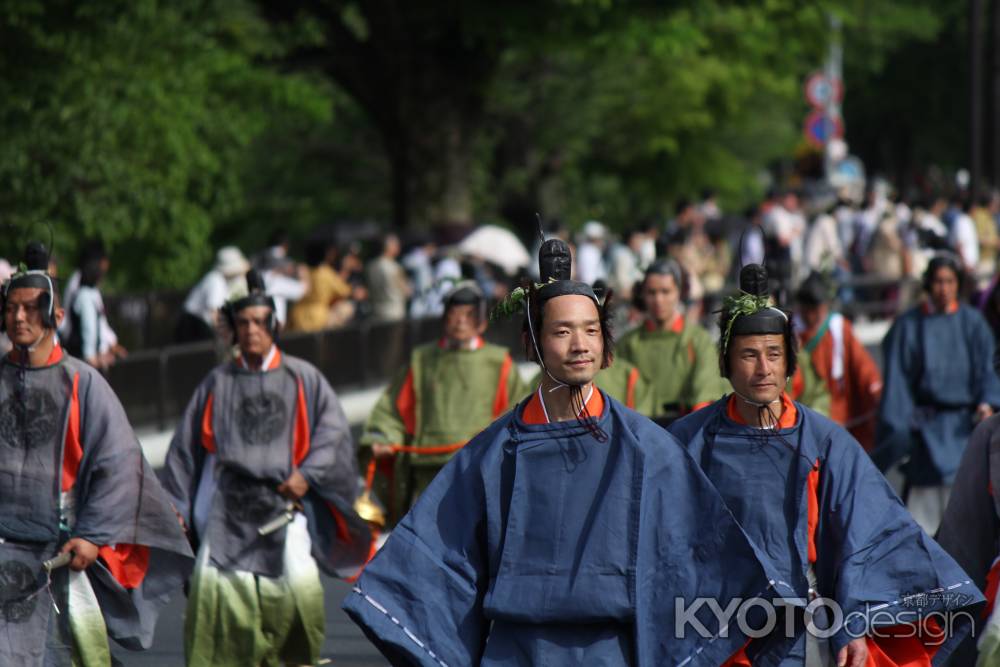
left=616, top=321, right=729, bottom=417
left=789, top=350, right=831, bottom=417
left=526, top=360, right=653, bottom=415
left=360, top=341, right=529, bottom=520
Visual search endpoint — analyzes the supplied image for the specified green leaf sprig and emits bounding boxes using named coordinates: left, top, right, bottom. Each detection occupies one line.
left=720, top=292, right=771, bottom=351
left=490, top=278, right=555, bottom=321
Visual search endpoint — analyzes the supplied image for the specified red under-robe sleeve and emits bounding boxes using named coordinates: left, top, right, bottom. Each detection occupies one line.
left=63, top=371, right=150, bottom=589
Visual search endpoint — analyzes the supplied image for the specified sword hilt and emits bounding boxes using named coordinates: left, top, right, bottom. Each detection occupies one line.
left=43, top=552, right=72, bottom=572
left=258, top=503, right=297, bottom=536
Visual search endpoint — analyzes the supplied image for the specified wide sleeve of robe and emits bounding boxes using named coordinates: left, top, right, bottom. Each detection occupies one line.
left=359, top=364, right=413, bottom=448
left=343, top=418, right=499, bottom=666
left=287, top=358, right=372, bottom=578
left=160, top=372, right=213, bottom=534
left=968, top=309, right=1000, bottom=408
left=872, top=311, right=918, bottom=472
left=936, top=416, right=1000, bottom=664
left=813, top=417, right=985, bottom=659
left=70, top=361, right=195, bottom=650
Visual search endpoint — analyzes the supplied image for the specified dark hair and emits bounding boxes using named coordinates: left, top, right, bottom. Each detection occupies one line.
left=632, top=259, right=685, bottom=311
left=304, top=237, right=334, bottom=268
left=922, top=254, right=964, bottom=292
left=716, top=308, right=798, bottom=380
left=77, top=238, right=107, bottom=265
left=267, top=230, right=289, bottom=248
left=522, top=286, right=615, bottom=371
left=79, top=257, right=105, bottom=288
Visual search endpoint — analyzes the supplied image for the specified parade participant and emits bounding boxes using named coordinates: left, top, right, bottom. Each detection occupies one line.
left=344, top=239, right=780, bottom=666
left=0, top=241, right=193, bottom=665
left=360, top=280, right=529, bottom=521
left=669, top=262, right=983, bottom=666
left=794, top=272, right=882, bottom=450
left=162, top=269, right=370, bottom=667
left=591, top=355, right=654, bottom=414
left=937, top=414, right=1000, bottom=665
left=616, top=259, right=726, bottom=422
left=874, top=253, right=1000, bottom=533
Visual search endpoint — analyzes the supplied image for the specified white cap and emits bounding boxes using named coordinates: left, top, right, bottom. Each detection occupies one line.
left=582, top=220, right=606, bottom=240
left=215, top=246, right=251, bottom=278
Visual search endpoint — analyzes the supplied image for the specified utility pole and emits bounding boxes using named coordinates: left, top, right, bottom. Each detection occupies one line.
left=993, top=0, right=1000, bottom=189
left=825, top=14, right=843, bottom=184
left=971, top=0, right=985, bottom=196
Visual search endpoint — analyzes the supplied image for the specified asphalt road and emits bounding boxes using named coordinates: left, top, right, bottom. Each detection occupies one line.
left=112, top=575, right=387, bottom=666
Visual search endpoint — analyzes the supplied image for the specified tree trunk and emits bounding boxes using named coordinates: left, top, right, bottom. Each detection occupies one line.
left=439, top=122, right=473, bottom=226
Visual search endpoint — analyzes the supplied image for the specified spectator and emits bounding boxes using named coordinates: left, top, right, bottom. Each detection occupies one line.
left=402, top=236, right=439, bottom=318
left=803, top=202, right=845, bottom=273
left=971, top=192, right=1000, bottom=279
left=762, top=190, right=806, bottom=290
left=288, top=238, right=354, bottom=332
left=575, top=221, right=608, bottom=285
left=607, top=227, right=645, bottom=301
left=252, top=230, right=295, bottom=275
left=60, top=239, right=125, bottom=364
left=175, top=246, right=250, bottom=343
left=64, top=254, right=121, bottom=368
left=254, top=246, right=306, bottom=328
left=948, top=197, right=980, bottom=277
left=366, top=233, right=411, bottom=322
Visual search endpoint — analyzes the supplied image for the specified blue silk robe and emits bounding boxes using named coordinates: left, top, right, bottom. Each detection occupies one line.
left=670, top=398, right=984, bottom=665
left=344, top=393, right=780, bottom=666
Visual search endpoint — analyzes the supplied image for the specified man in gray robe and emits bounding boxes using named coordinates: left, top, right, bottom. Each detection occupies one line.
left=0, top=241, right=193, bottom=666
left=162, top=269, right=369, bottom=667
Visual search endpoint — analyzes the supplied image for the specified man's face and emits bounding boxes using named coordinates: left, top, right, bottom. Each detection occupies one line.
left=728, top=334, right=787, bottom=405
left=4, top=287, right=58, bottom=346
left=443, top=303, right=485, bottom=345
left=929, top=266, right=959, bottom=311
left=539, top=295, right=603, bottom=386
left=234, top=305, right=275, bottom=358
left=642, top=273, right=679, bottom=324
left=799, top=303, right=828, bottom=332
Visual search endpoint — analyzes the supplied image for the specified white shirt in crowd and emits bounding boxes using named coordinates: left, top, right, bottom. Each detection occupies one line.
left=576, top=241, right=606, bottom=285
left=60, top=270, right=118, bottom=355
left=950, top=212, right=980, bottom=271
left=183, top=270, right=239, bottom=328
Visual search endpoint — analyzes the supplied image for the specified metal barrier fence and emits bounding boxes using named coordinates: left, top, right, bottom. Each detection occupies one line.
left=101, top=273, right=930, bottom=431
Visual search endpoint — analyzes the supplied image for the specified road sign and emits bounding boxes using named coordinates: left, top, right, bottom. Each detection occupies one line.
left=804, top=110, right=843, bottom=147
left=805, top=72, right=843, bottom=108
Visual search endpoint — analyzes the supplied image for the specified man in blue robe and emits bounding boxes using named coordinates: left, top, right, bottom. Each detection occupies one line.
left=937, top=414, right=1000, bottom=665
left=874, top=253, right=1000, bottom=534
left=343, top=238, right=780, bottom=666
left=669, top=262, right=984, bottom=666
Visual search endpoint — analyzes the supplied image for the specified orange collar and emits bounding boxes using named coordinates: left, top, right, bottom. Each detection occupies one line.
left=7, top=340, right=63, bottom=367
left=726, top=392, right=797, bottom=429
left=644, top=313, right=684, bottom=334
left=921, top=300, right=959, bottom=315
left=522, top=384, right=605, bottom=425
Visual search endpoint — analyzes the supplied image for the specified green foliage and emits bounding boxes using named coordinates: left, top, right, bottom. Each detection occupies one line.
left=483, top=1, right=836, bottom=229
left=0, top=0, right=960, bottom=293
left=0, top=0, right=330, bottom=288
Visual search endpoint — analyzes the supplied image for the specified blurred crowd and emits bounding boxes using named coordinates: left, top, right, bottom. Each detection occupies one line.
left=24, top=180, right=1000, bottom=372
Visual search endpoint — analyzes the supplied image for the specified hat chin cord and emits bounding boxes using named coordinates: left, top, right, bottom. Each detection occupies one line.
left=19, top=328, right=50, bottom=356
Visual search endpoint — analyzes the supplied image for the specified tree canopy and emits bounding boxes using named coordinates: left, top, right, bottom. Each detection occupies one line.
left=0, top=0, right=955, bottom=288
